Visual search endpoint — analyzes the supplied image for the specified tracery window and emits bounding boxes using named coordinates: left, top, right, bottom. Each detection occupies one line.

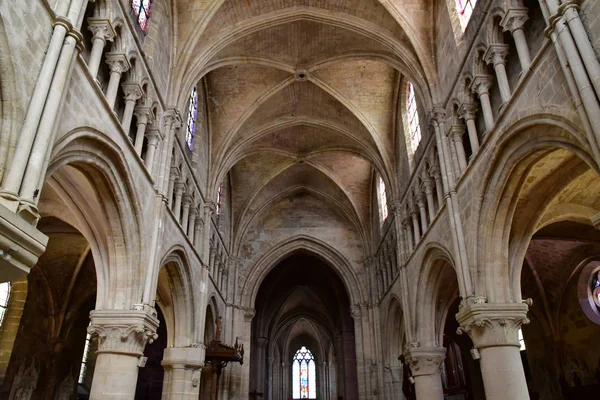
left=131, top=0, right=152, bottom=32
left=78, top=328, right=93, bottom=384
left=0, top=282, right=10, bottom=328
left=456, top=0, right=478, bottom=30
left=216, top=183, right=223, bottom=218
left=186, top=87, right=198, bottom=150
left=292, top=346, right=316, bottom=399
left=407, top=82, right=421, bottom=152
left=378, top=176, right=388, bottom=224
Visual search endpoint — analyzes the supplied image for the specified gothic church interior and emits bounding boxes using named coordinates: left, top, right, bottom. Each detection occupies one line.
left=0, top=0, right=599, bottom=399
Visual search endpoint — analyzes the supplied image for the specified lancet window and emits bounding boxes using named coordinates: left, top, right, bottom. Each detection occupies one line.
left=292, top=346, right=316, bottom=399
left=407, top=82, right=422, bottom=152
left=131, top=0, right=152, bottom=32
left=216, top=183, right=223, bottom=217
left=186, top=87, right=198, bottom=150
left=378, top=176, right=389, bottom=224
left=456, top=0, right=478, bottom=30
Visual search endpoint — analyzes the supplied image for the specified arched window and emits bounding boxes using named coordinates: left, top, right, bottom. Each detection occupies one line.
left=407, top=82, right=422, bottom=152
left=131, top=0, right=152, bottom=32
left=216, top=183, right=223, bottom=218
left=456, top=0, right=478, bottom=30
left=292, top=346, right=316, bottom=399
left=378, top=176, right=388, bottom=224
left=186, top=87, right=198, bottom=150
left=78, top=328, right=93, bottom=385
left=0, top=282, right=10, bottom=328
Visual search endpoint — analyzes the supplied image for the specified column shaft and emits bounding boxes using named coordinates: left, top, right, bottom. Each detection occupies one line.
left=413, top=372, right=444, bottom=400
left=134, top=120, right=148, bottom=156
left=479, top=92, right=494, bottom=131
left=479, top=346, right=530, bottom=400
left=512, top=28, right=532, bottom=72
left=122, top=99, right=137, bottom=134
left=88, top=37, right=106, bottom=79
left=465, top=118, right=480, bottom=154
left=105, top=70, right=122, bottom=109
left=494, top=62, right=511, bottom=103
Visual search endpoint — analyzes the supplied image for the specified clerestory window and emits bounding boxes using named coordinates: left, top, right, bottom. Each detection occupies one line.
left=216, top=183, right=223, bottom=218
left=407, top=82, right=422, bottom=153
left=186, top=87, right=198, bottom=150
left=0, top=282, right=10, bottom=328
left=131, top=0, right=152, bottom=33
left=292, top=346, right=316, bottom=399
left=378, top=176, right=388, bottom=224
left=456, top=0, right=478, bottom=30
left=78, top=328, right=93, bottom=385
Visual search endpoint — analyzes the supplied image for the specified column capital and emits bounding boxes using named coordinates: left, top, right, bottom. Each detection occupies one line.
left=174, top=180, right=186, bottom=194
left=122, top=82, right=143, bottom=102
left=458, top=101, right=478, bottom=122
left=456, top=302, right=530, bottom=349
left=390, top=199, right=403, bottom=217
left=88, top=309, right=159, bottom=357
left=105, top=52, right=130, bottom=74
left=428, top=107, right=446, bottom=126
left=428, top=163, right=441, bottom=179
left=501, top=8, right=529, bottom=33
left=470, top=74, right=495, bottom=96
left=484, top=44, right=510, bottom=66
left=134, top=105, right=154, bottom=124
left=403, top=346, right=446, bottom=377
left=87, top=17, right=116, bottom=43
left=448, top=124, right=466, bottom=142
left=421, top=178, right=434, bottom=194
left=164, top=108, right=183, bottom=130
left=146, top=127, right=162, bottom=143
left=204, top=200, right=217, bottom=215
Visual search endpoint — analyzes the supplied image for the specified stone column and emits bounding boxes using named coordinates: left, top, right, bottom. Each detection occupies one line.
left=161, top=347, right=204, bottom=400
left=167, top=167, right=178, bottom=207
left=121, top=83, right=143, bottom=134
left=415, top=192, right=428, bottom=232
left=133, top=106, right=153, bottom=156
left=458, top=101, right=480, bottom=154
left=194, top=213, right=204, bottom=250
left=172, top=181, right=186, bottom=220
left=456, top=303, right=530, bottom=400
left=429, top=164, right=444, bottom=208
left=409, top=205, right=421, bottom=244
left=471, top=75, right=495, bottom=133
left=144, top=128, right=162, bottom=174
left=86, top=18, right=115, bottom=79
left=449, top=125, right=468, bottom=173
left=181, top=193, right=192, bottom=228
left=404, top=347, right=446, bottom=400
left=485, top=44, right=512, bottom=104
left=422, top=179, right=436, bottom=221
left=88, top=309, right=159, bottom=399
left=104, top=53, right=130, bottom=110
left=187, top=205, right=197, bottom=239
left=501, top=8, right=531, bottom=73
left=403, top=217, right=414, bottom=252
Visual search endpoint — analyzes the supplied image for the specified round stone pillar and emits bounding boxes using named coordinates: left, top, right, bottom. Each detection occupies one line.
left=403, top=346, right=446, bottom=400
left=456, top=302, right=530, bottom=400
left=161, top=346, right=204, bottom=400
left=88, top=308, right=159, bottom=399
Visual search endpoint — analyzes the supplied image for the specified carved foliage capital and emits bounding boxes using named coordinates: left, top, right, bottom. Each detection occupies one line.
left=501, top=8, right=529, bottom=33
left=470, top=75, right=494, bottom=96
left=122, top=83, right=143, bottom=102
left=105, top=53, right=130, bottom=74
left=403, top=347, right=446, bottom=377
left=484, top=44, right=510, bottom=66
left=87, top=18, right=116, bottom=42
left=458, top=101, right=478, bottom=121
left=456, top=303, right=529, bottom=349
left=88, top=309, right=159, bottom=356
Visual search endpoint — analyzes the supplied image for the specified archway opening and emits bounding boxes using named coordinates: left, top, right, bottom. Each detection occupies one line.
left=251, top=251, right=358, bottom=400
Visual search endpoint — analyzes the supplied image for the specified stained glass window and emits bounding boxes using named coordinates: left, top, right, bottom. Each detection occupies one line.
left=292, top=346, right=316, bottom=399
left=131, top=0, right=152, bottom=32
left=216, top=183, right=223, bottom=218
left=78, top=327, right=93, bottom=384
left=456, top=0, right=478, bottom=30
left=0, top=282, right=10, bottom=328
left=592, top=271, right=600, bottom=308
left=407, top=82, right=421, bottom=152
left=518, top=328, right=526, bottom=351
left=186, top=87, right=198, bottom=150
left=378, top=176, right=388, bottom=224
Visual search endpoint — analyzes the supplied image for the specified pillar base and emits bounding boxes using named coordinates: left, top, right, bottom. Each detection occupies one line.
left=0, top=204, right=48, bottom=282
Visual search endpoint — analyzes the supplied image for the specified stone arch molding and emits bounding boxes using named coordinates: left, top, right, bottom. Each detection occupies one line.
left=44, top=128, right=145, bottom=310
left=476, top=115, right=599, bottom=304
left=159, top=245, right=197, bottom=346
left=240, top=235, right=365, bottom=310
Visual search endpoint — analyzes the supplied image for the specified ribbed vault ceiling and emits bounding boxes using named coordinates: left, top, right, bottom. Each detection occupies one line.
left=172, top=0, right=433, bottom=248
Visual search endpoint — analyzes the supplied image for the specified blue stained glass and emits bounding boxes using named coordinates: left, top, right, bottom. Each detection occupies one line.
left=186, top=87, right=198, bottom=150
left=132, top=0, right=141, bottom=16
